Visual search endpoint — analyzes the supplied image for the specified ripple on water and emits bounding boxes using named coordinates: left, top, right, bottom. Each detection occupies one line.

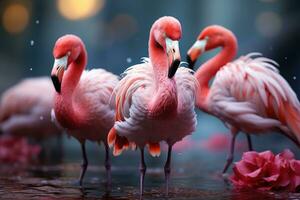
left=0, top=164, right=298, bottom=200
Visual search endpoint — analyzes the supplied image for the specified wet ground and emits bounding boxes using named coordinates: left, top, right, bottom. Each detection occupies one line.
left=0, top=140, right=299, bottom=200
left=0, top=114, right=299, bottom=199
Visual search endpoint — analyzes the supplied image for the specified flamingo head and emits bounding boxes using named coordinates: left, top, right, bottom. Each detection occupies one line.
left=151, top=16, right=182, bottom=78
left=187, top=25, right=236, bottom=69
left=51, top=34, right=84, bottom=93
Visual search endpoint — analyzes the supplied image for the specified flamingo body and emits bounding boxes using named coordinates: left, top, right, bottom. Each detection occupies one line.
left=0, top=77, right=61, bottom=138
left=54, top=69, right=118, bottom=142
left=51, top=35, right=118, bottom=186
left=111, top=59, right=197, bottom=150
left=108, top=16, right=197, bottom=196
left=187, top=25, right=300, bottom=174
left=207, top=53, right=300, bottom=142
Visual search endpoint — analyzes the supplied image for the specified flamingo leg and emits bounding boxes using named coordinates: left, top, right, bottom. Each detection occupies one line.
left=222, top=129, right=237, bottom=174
left=104, top=141, right=111, bottom=188
left=246, top=134, right=253, bottom=151
left=78, top=141, right=88, bottom=186
left=139, top=147, right=146, bottom=198
left=164, top=144, right=173, bottom=196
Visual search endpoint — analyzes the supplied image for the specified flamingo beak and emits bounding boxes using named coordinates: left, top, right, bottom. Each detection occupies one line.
left=51, top=55, right=68, bottom=93
left=186, top=38, right=207, bottom=70
left=166, top=37, right=181, bottom=78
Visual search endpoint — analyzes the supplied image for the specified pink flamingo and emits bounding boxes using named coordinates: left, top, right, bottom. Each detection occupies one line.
left=50, top=35, right=119, bottom=186
left=107, top=16, right=198, bottom=196
left=0, top=77, right=62, bottom=138
left=186, top=25, right=300, bottom=174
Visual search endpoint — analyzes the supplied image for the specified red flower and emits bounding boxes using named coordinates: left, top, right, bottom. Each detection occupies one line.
left=231, top=149, right=300, bottom=192
left=0, top=136, right=41, bottom=164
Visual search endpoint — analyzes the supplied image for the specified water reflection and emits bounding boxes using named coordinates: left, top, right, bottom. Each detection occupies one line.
left=0, top=133, right=298, bottom=199
left=0, top=162, right=298, bottom=200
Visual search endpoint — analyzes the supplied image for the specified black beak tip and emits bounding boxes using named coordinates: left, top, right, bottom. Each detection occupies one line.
left=186, top=55, right=195, bottom=70
left=51, top=75, right=61, bottom=93
left=168, top=59, right=181, bottom=78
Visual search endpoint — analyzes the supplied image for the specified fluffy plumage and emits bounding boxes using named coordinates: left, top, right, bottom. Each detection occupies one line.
left=208, top=53, right=300, bottom=143
left=108, top=59, right=198, bottom=156
left=55, top=69, right=119, bottom=142
left=0, top=77, right=61, bottom=138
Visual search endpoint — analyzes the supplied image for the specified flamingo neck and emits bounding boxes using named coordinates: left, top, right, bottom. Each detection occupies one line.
left=148, top=34, right=178, bottom=118
left=55, top=45, right=87, bottom=129
left=195, top=37, right=237, bottom=111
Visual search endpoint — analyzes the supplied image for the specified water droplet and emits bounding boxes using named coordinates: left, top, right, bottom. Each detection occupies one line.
left=126, top=57, right=132, bottom=63
left=29, top=67, right=33, bottom=71
left=30, top=40, right=34, bottom=46
left=40, top=116, right=44, bottom=120
left=293, top=76, right=296, bottom=80
left=35, top=20, right=39, bottom=24
left=284, top=56, right=287, bottom=60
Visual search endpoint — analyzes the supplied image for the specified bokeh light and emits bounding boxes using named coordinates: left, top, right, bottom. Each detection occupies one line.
left=2, top=3, right=29, bottom=34
left=256, top=11, right=282, bottom=38
left=57, top=0, right=105, bottom=20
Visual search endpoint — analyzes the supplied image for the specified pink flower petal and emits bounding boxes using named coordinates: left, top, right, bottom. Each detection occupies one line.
left=245, top=168, right=262, bottom=178
left=290, top=160, right=300, bottom=175
left=259, top=150, right=274, bottom=161
left=0, top=136, right=41, bottom=164
left=279, top=149, right=295, bottom=160
left=242, top=151, right=259, bottom=165
left=263, top=174, right=280, bottom=182
left=234, top=161, right=255, bottom=176
left=231, top=149, right=300, bottom=192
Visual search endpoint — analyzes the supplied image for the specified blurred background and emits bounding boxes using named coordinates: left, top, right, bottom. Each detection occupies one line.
left=0, top=0, right=299, bottom=198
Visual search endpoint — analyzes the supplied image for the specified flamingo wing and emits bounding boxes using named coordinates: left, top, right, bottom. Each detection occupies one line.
left=174, top=66, right=198, bottom=135
left=0, top=77, right=54, bottom=122
left=0, top=77, right=63, bottom=137
left=210, top=53, right=300, bottom=145
left=108, top=59, right=162, bottom=156
left=73, top=69, right=119, bottom=131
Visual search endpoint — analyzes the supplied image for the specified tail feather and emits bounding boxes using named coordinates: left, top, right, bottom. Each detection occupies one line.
left=107, top=126, right=134, bottom=156
left=147, top=142, right=161, bottom=157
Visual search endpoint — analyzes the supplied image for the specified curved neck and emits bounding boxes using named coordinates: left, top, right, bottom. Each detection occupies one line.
left=195, top=37, right=237, bottom=110
left=148, top=33, right=178, bottom=118
left=55, top=44, right=87, bottom=128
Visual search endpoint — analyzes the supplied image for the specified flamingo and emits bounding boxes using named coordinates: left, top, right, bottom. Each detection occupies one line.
left=186, top=25, right=300, bottom=174
left=107, top=16, right=198, bottom=196
left=50, top=35, right=119, bottom=186
left=0, top=77, right=62, bottom=138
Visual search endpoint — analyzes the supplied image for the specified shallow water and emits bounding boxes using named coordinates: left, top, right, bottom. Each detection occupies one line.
left=0, top=145, right=299, bottom=200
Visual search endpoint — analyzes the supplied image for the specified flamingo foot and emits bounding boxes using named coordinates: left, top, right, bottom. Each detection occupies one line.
left=139, top=148, right=146, bottom=199
left=78, top=142, right=88, bottom=187
left=164, top=145, right=173, bottom=197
